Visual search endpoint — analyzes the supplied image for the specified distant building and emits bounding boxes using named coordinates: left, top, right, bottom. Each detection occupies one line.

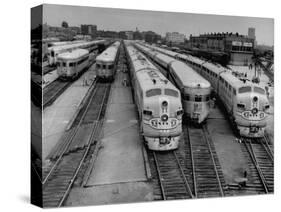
left=133, top=28, right=143, bottom=40
left=248, top=27, right=256, bottom=40
left=190, top=32, right=255, bottom=65
left=143, top=31, right=161, bottom=43
left=81, top=24, right=97, bottom=36
left=166, top=32, right=185, bottom=44
left=125, top=31, right=134, bottom=40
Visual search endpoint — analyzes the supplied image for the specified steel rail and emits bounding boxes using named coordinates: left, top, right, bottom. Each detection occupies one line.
left=173, top=152, right=194, bottom=198
left=152, top=152, right=167, bottom=200
left=202, top=125, right=225, bottom=197
left=262, top=136, right=274, bottom=160
left=242, top=138, right=269, bottom=193
left=186, top=127, right=197, bottom=197
left=58, top=84, right=110, bottom=207
left=42, top=79, right=97, bottom=185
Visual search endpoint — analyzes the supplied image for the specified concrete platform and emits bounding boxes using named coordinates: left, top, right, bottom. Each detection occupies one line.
left=42, top=68, right=95, bottom=161
left=66, top=182, right=153, bottom=206
left=85, top=70, right=147, bottom=186
left=206, top=107, right=249, bottom=185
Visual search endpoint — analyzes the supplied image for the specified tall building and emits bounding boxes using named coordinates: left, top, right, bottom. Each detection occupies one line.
left=165, top=32, right=185, bottom=44
left=248, top=27, right=256, bottom=40
left=81, top=24, right=97, bottom=36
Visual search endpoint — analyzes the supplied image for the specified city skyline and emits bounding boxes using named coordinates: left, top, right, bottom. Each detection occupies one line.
left=42, top=4, right=274, bottom=46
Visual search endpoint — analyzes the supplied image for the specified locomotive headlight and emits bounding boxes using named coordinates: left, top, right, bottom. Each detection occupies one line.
left=162, top=101, right=168, bottom=108
left=253, top=96, right=258, bottom=102
left=252, top=108, right=258, bottom=115
left=161, top=114, right=169, bottom=122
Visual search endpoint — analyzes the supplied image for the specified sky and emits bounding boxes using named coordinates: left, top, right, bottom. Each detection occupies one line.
left=42, top=4, right=274, bottom=46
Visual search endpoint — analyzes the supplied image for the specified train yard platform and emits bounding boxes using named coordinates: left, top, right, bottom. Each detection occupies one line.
left=65, top=69, right=152, bottom=206
left=42, top=68, right=95, bottom=161
left=85, top=70, right=147, bottom=185
left=207, top=107, right=250, bottom=185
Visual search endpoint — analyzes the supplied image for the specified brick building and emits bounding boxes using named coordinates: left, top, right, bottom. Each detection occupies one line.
left=190, top=30, right=255, bottom=65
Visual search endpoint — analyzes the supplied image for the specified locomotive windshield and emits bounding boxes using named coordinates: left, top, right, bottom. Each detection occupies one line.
left=164, top=89, right=179, bottom=97
left=254, top=86, right=265, bottom=95
left=238, top=86, right=251, bottom=93
left=146, top=88, right=161, bottom=97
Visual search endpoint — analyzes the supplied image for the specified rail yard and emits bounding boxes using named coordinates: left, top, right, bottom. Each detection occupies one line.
left=31, top=39, right=274, bottom=207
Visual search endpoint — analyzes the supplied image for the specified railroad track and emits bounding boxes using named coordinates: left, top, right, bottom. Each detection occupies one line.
left=184, top=125, right=226, bottom=198
left=43, top=61, right=95, bottom=108
left=148, top=124, right=226, bottom=200
left=43, top=79, right=71, bottom=108
left=149, top=150, right=194, bottom=200
left=239, top=137, right=274, bottom=194
left=42, top=81, right=111, bottom=207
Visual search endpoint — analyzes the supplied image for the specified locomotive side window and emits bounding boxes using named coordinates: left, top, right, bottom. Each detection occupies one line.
left=96, top=64, right=101, bottom=68
left=63, top=62, right=66, bottom=67
left=103, top=64, right=106, bottom=69
left=233, top=89, right=237, bottom=95
left=146, top=88, right=161, bottom=97
left=254, top=86, right=265, bottom=95
left=69, top=62, right=75, bottom=67
left=164, top=89, right=179, bottom=97
left=108, top=64, right=114, bottom=69
left=239, top=86, right=251, bottom=93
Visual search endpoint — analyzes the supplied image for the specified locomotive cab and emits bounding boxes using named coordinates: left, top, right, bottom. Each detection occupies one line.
left=234, top=84, right=269, bottom=137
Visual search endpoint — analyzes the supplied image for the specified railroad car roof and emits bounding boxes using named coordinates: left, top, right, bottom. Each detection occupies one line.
left=49, top=40, right=106, bottom=52
left=137, top=43, right=210, bottom=89
left=96, top=41, right=120, bottom=62
left=220, top=71, right=253, bottom=89
left=170, top=61, right=211, bottom=88
left=57, top=49, right=89, bottom=60
left=126, top=45, right=177, bottom=92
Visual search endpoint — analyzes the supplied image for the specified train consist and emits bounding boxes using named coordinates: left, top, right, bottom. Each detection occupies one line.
left=124, top=41, right=184, bottom=151
left=56, top=49, right=90, bottom=80
left=48, top=40, right=106, bottom=66
left=95, top=41, right=121, bottom=81
left=145, top=43, right=270, bottom=138
left=134, top=43, right=211, bottom=124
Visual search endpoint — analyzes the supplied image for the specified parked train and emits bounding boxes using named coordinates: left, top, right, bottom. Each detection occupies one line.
left=146, top=44, right=270, bottom=137
left=56, top=48, right=90, bottom=80
left=124, top=41, right=183, bottom=151
left=134, top=43, right=211, bottom=124
left=95, top=41, right=121, bottom=81
left=48, top=40, right=106, bottom=66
